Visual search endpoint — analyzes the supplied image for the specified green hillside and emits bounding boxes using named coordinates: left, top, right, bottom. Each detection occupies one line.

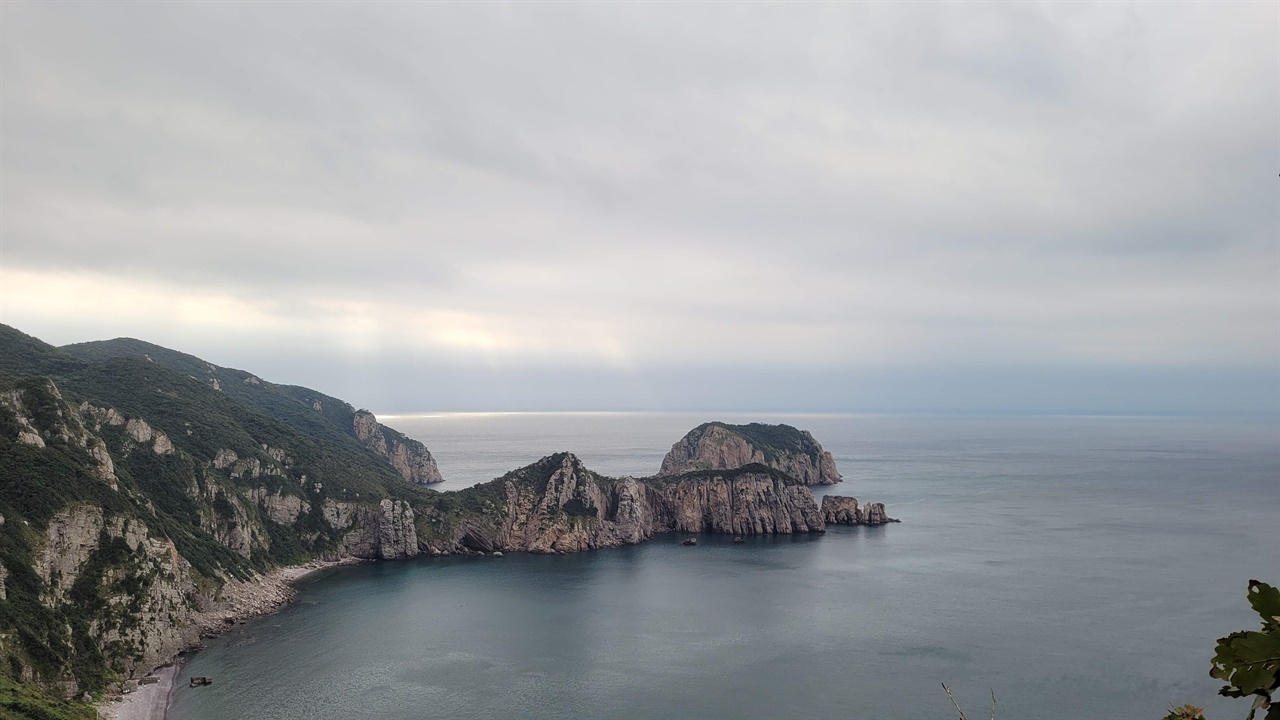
left=0, top=324, right=438, bottom=703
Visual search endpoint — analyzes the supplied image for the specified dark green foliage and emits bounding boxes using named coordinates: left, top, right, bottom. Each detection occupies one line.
left=1208, top=580, right=1280, bottom=719
left=259, top=518, right=308, bottom=566
left=561, top=497, right=594, bottom=518
left=122, top=450, right=203, bottom=525
left=0, top=517, right=73, bottom=686
left=60, top=337, right=373, bottom=463
left=643, top=462, right=802, bottom=487
left=433, top=477, right=505, bottom=517
left=0, top=326, right=86, bottom=380
left=0, top=673, right=96, bottom=720
left=50, top=356, right=413, bottom=504
left=0, top=438, right=128, bottom=529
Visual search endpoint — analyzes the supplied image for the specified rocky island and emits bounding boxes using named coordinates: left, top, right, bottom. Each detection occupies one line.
left=659, top=421, right=843, bottom=484
left=0, top=323, right=895, bottom=716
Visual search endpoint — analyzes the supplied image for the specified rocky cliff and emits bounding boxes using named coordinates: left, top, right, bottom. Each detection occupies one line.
left=419, top=454, right=828, bottom=555
left=352, top=410, right=443, bottom=485
left=0, top=328, right=437, bottom=700
left=658, top=422, right=843, bottom=485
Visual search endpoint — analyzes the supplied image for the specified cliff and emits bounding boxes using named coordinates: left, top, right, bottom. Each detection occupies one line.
left=0, top=326, right=430, bottom=701
left=418, top=454, right=828, bottom=555
left=352, top=410, right=443, bottom=485
left=658, top=422, right=843, bottom=485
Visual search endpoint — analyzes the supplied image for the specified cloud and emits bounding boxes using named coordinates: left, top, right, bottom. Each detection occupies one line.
left=1, top=2, right=1276, bottom=411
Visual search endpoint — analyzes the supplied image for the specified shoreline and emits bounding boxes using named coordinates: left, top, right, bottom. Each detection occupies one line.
left=98, top=557, right=364, bottom=720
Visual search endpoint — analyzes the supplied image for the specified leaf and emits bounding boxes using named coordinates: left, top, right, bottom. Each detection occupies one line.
left=1250, top=580, right=1280, bottom=631
left=1210, top=629, right=1280, bottom=697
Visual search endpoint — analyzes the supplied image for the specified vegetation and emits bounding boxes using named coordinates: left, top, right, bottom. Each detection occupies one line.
left=1204, top=579, right=1279, bottom=720
left=699, top=421, right=821, bottom=463
left=0, top=673, right=95, bottom=720
left=643, top=462, right=803, bottom=487
left=0, top=324, right=443, bottom=698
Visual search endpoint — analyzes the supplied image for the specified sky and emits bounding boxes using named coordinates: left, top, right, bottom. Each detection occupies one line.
left=1, top=2, right=1277, bottom=414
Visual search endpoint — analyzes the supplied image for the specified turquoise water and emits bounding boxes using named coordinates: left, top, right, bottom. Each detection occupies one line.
left=169, top=413, right=1279, bottom=719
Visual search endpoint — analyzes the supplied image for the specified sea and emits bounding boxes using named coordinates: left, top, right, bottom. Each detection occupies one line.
left=168, top=413, right=1279, bottom=720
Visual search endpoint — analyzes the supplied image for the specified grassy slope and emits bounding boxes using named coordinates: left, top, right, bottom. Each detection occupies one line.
left=0, top=674, right=95, bottom=720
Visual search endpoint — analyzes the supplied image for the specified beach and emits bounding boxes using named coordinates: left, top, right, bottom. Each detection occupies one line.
left=98, top=558, right=362, bottom=720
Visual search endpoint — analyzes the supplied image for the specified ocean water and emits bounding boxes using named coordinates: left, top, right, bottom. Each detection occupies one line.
left=169, top=413, right=1279, bottom=719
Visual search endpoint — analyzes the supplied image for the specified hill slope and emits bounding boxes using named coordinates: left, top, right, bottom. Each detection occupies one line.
left=0, top=325, right=438, bottom=701
left=61, top=338, right=441, bottom=485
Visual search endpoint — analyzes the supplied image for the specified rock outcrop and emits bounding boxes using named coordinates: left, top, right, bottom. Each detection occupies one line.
left=820, top=495, right=898, bottom=525
left=352, top=410, right=444, bottom=485
left=329, top=498, right=420, bottom=560
left=658, top=422, right=843, bottom=485
left=421, top=454, right=827, bottom=555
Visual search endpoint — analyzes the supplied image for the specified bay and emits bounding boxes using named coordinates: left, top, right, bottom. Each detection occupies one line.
left=169, top=413, right=1280, bottom=719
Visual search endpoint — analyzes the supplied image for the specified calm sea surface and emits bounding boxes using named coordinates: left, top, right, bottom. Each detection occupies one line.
left=170, top=413, right=1279, bottom=719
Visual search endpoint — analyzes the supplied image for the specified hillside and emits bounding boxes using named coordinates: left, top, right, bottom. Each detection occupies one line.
left=60, top=338, right=441, bottom=486
left=0, top=325, right=441, bottom=704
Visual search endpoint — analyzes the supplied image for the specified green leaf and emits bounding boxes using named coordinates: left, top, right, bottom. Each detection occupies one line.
left=1250, top=580, right=1280, bottom=631
left=1210, top=629, right=1280, bottom=697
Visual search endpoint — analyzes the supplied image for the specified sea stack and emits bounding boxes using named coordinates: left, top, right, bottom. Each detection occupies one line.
left=820, top=496, right=898, bottom=525
left=658, top=422, right=843, bottom=485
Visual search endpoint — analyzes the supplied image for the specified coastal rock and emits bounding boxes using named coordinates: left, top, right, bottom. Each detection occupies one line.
left=820, top=496, right=898, bottom=525
left=421, top=454, right=829, bottom=556
left=35, top=504, right=203, bottom=679
left=658, top=422, right=843, bottom=485
left=860, top=502, right=895, bottom=525
left=352, top=409, right=444, bottom=485
left=330, top=498, right=419, bottom=560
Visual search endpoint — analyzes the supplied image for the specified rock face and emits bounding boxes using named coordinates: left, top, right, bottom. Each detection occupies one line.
left=329, top=498, right=419, bottom=560
left=352, top=410, right=444, bottom=485
left=421, top=454, right=827, bottom=555
left=1, top=385, right=119, bottom=488
left=820, top=495, right=898, bottom=525
left=658, top=422, right=843, bottom=485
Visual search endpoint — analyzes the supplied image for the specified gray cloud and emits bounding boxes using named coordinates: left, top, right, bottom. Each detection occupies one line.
left=1, top=2, right=1276, bottom=412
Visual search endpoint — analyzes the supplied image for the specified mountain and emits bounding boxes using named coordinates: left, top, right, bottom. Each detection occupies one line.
left=0, top=325, right=439, bottom=705
left=658, top=421, right=843, bottom=485
left=59, top=337, right=442, bottom=486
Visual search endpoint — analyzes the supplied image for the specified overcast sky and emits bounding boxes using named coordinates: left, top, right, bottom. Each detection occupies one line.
left=1, top=2, right=1276, bottom=413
